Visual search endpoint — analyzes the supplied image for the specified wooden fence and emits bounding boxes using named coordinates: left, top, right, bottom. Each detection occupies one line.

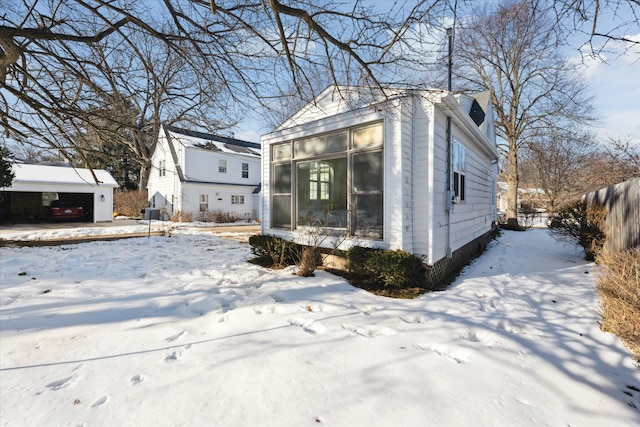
left=584, top=177, right=640, bottom=251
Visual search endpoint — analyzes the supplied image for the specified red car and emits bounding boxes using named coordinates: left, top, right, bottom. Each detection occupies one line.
left=47, top=200, right=85, bottom=221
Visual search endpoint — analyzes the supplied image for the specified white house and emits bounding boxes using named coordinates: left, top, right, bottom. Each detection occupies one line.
left=261, top=86, right=499, bottom=287
left=147, top=124, right=261, bottom=220
left=1, top=163, right=118, bottom=223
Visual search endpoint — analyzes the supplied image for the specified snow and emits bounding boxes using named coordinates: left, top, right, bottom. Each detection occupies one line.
left=8, top=163, right=119, bottom=188
left=1, top=226, right=639, bottom=426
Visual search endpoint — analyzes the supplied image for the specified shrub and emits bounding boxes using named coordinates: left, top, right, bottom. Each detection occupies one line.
left=249, top=235, right=296, bottom=268
left=549, top=200, right=606, bottom=261
left=596, top=247, right=640, bottom=361
left=114, top=190, right=148, bottom=217
left=296, top=246, right=322, bottom=277
left=346, top=246, right=426, bottom=288
left=170, top=210, right=192, bottom=223
left=196, top=210, right=240, bottom=223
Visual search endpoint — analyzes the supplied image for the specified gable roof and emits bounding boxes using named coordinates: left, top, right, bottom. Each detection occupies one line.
left=163, top=124, right=260, bottom=157
left=8, top=163, right=119, bottom=188
left=270, top=85, right=498, bottom=160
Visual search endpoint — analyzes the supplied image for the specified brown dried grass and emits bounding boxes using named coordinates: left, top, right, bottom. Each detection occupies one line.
left=596, top=246, right=640, bottom=361
left=113, top=190, right=148, bottom=218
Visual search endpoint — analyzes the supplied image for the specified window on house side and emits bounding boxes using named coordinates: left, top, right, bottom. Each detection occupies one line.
left=242, top=162, right=249, bottom=178
left=219, top=159, right=227, bottom=173
left=199, top=194, right=209, bottom=212
left=232, top=195, right=244, bottom=205
left=453, top=141, right=466, bottom=202
left=159, top=160, right=166, bottom=177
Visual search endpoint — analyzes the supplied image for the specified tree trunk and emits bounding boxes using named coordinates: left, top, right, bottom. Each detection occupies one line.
left=504, top=137, right=523, bottom=230
left=139, top=160, right=151, bottom=192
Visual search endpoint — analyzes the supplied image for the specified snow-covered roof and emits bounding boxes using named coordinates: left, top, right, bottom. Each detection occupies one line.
left=164, top=125, right=261, bottom=157
left=8, top=163, right=119, bottom=188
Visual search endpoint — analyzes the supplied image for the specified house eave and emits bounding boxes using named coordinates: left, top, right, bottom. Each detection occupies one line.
left=438, top=94, right=499, bottom=160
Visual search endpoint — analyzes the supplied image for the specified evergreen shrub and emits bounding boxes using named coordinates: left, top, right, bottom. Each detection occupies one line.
left=346, top=246, right=426, bottom=288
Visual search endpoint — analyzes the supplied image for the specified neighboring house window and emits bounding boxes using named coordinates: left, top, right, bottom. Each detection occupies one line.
left=270, top=122, right=383, bottom=239
left=199, top=194, right=209, bottom=211
left=232, top=195, right=245, bottom=205
left=453, top=140, right=466, bottom=202
left=219, top=159, right=227, bottom=173
left=151, top=195, right=156, bottom=208
left=159, top=160, right=166, bottom=177
left=242, top=162, right=249, bottom=179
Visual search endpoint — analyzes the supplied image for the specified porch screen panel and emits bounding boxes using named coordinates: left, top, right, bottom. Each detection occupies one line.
left=352, top=151, right=383, bottom=239
left=273, top=163, right=292, bottom=228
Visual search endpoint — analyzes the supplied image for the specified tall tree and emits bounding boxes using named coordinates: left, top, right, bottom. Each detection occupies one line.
left=455, top=0, right=594, bottom=229
left=519, top=131, right=595, bottom=216
left=1, top=0, right=454, bottom=181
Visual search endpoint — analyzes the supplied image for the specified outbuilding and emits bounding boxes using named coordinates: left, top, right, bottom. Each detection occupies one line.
left=261, top=85, right=499, bottom=288
left=0, top=163, right=119, bottom=223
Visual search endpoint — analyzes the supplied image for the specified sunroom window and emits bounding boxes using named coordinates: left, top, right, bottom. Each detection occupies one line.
left=297, top=158, right=347, bottom=228
left=270, top=122, right=383, bottom=239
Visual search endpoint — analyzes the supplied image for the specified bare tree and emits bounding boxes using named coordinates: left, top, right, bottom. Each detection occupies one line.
left=455, top=0, right=595, bottom=229
left=550, top=0, right=640, bottom=56
left=519, top=131, right=595, bottom=216
left=606, top=137, right=640, bottom=176
left=1, top=0, right=456, bottom=180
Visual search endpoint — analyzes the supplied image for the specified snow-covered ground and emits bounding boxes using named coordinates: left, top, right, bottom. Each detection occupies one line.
left=1, top=226, right=639, bottom=426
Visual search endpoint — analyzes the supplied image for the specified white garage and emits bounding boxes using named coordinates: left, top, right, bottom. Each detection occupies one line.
left=0, top=163, right=119, bottom=223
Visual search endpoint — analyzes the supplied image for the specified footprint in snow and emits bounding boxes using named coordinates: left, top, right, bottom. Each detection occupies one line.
left=350, top=304, right=380, bottom=316
left=341, top=324, right=396, bottom=338
left=91, top=395, right=109, bottom=407
left=165, top=330, right=187, bottom=342
left=415, top=343, right=470, bottom=364
left=459, top=328, right=503, bottom=347
left=130, top=374, right=144, bottom=385
left=164, top=349, right=186, bottom=362
left=400, top=315, right=428, bottom=324
left=46, top=375, right=76, bottom=391
left=288, top=318, right=328, bottom=335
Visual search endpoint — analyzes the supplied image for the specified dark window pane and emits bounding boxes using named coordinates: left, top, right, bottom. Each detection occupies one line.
left=273, top=164, right=291, bottom=194
left=454, top=172, right=459, bottom=197
left=353, top=193, right=383, bottom=239
left=353, top=151, right=383, bottom=192
left=273, top=195, right=291, bottom=229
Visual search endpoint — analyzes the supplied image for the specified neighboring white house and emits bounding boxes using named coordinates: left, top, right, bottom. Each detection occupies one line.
left=147, top=124, right=261, bottom=220
left=496, top=181, right=549, bottom=213
left=1, top=163, right=118, bottom=223
left=261, top=86, right=499, bottom=287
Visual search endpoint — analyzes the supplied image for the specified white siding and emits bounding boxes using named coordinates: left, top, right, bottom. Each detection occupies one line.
left=147, top=133, right=180, bottom=214
left=184, top=147, right=260, bottom=185
left=428, top=105, right=450, bottom=264
left=181, top=183, right=257, bottom=219
left=447, top=119, right=495, bottom=253
left=412, top=98, right=433, bottom=258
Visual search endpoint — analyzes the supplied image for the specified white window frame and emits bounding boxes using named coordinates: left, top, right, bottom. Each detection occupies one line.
left=242, top=162, right=249, bottom=179
left=219, top=159, right=227, bottom=173
left=453, top=140, right=466, bottom=202
left=199, top=194, right=209, bottom=211
left=231, top=195, right=245, bottom=205
left=159, top=159, right=166, bottom=177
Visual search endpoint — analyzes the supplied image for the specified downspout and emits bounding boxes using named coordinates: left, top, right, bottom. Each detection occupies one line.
left=445, top=27, right=454, bottom=259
